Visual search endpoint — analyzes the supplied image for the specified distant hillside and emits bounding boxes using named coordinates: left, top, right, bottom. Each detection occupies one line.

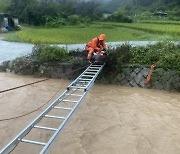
left=98, top=0, right=111, bottom=3
left=102, top=0, right=132, bottom=13
left=103, top=0, right=180, bottom=13
left=83, top=0, right=110, bottom=2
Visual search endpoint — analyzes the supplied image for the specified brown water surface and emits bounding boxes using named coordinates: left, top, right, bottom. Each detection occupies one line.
left=0, top=72, right=180, bottom=154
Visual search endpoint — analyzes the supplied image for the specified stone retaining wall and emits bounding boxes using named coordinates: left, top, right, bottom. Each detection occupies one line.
left=0, top=60, right=179, bottom=92
left=0, top=59, right=84, bottom=80
left=115, top=66, right=180, bottom=92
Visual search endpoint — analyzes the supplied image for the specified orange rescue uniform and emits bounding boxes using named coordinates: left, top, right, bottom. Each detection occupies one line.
left=86, top=34, right=106, bottom=60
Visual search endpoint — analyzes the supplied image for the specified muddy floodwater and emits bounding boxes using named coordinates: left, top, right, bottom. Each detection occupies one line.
left=0, top=72, right=180, bottom=154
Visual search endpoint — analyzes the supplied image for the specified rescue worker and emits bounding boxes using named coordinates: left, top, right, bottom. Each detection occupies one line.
left=85, top=34, right=107, bottom=61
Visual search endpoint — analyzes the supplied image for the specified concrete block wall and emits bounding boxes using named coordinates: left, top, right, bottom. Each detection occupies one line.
left=1, top=59, right=179, bottom=92
left=116, top=66, right=180, bottom=91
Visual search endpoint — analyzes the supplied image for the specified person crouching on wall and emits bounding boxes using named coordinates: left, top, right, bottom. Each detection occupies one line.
left=85, top=34, right=107, bottom=61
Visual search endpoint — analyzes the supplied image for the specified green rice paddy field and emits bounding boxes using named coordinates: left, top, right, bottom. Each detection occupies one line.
left=6, top=21, right=180, bottom=44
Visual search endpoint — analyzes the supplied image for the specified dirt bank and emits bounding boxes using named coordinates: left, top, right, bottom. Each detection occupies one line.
left=0, top=72, right=180, bottom=154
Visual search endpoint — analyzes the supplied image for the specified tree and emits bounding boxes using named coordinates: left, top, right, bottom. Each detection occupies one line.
left=7, top=0, right=61, bottom=25
left=107, top=9, right=133, bottom=23
left=7, top=0, right=100, bottom=25
left=0, top=0, right=10, bottom=12
left=7, top=0, right=37, bottom=23
left=76, top=0, right=102, bottom=20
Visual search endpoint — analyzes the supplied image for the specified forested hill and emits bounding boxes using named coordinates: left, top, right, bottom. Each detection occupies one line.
left=1, top=0, right=179, bottom=14
left=103, top=0, right=180, bottom=13
left=0, top=0, right=179, bottom=26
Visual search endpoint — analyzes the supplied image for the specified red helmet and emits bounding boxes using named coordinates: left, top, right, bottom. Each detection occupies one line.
left=99, top=34, right=106, bottom=41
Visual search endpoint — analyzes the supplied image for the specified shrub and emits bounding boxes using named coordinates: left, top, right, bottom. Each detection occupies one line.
left=106, top=42, right=180, bottom=74
left=107, top=11, right=133, bottom=23
left=68, top=15, right=82, bottom=26
left=45, top=15, right=67, bottom=27
left=159, top=51, right=180, bottom=72
left=139, top=11, right=154, bottom=20
left=45, top=14, right=90, bottom=27
left=107, top=43, right=131, bottom=72
left=31, top=45, right=70, bottom=63
left=130, top=42, right=179, bottom=64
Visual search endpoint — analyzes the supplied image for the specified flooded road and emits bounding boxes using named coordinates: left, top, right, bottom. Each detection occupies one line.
left=0, top=40, right=33, bottom=63
left=0, top=72, right=180, bottom=154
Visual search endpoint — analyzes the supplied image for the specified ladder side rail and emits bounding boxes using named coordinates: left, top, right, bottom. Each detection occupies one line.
left=40, top=90, right=88, bottom=154
left=0, top=90, right=68, bottom=154
left=85, top=64, right=105, bottom=91
left=67, top=64, right=91, bottom=90
left=84, top=71, right=99, bottom=91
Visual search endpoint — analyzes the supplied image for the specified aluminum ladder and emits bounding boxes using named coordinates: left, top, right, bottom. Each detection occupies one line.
left=0, top=63, right=105, bottom=154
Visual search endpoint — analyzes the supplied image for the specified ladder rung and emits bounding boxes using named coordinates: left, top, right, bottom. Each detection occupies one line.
left=91, top=66, right=102, bottom=68
left=82, top=75, right=94, bottom=77
left=75, top=84, right=87, bottom=87
left=63, top=99, right=78, bottom=103
left=21, top=139, right=46, bottom=146
left=65, top=93, right=83, bottom=97
left=70, top=88, right=84, bottom=91
left=44, top=115, right=66, bottom=119
left=89, top=67, right=100, bottom=69
left=87, top=71, right=98, bottom=73
left=85, top=72, right=96, bottom=75
left=54, top=106, right=73, bottom=110
left=87, top=69, right=98, bottom=72
left=71, top=86, right=86, bottom=89
left=79, top=78, right=91, bottom=81
left=78, top=81, right=89, bottom=83
left=92, top=64, right=102, bottom=67
left=74, top=83, right=87, bottom=86
left=34, top=125, right=58, bottom=131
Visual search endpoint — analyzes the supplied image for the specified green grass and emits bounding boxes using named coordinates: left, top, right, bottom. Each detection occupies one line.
left=3, top=32, right=20, bottom=42
left=5, top=22, right=180, bottom=44
left=139, top=20, right=180, bottom=25
left=101, top=22, right=180, bottom=35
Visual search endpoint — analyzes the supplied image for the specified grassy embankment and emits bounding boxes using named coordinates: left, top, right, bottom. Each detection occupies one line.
left=4, top=21, right=180, bottom=44
left=102, top=22, right=180, bottom=35
left=139, top=20, right=180, bottom=25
